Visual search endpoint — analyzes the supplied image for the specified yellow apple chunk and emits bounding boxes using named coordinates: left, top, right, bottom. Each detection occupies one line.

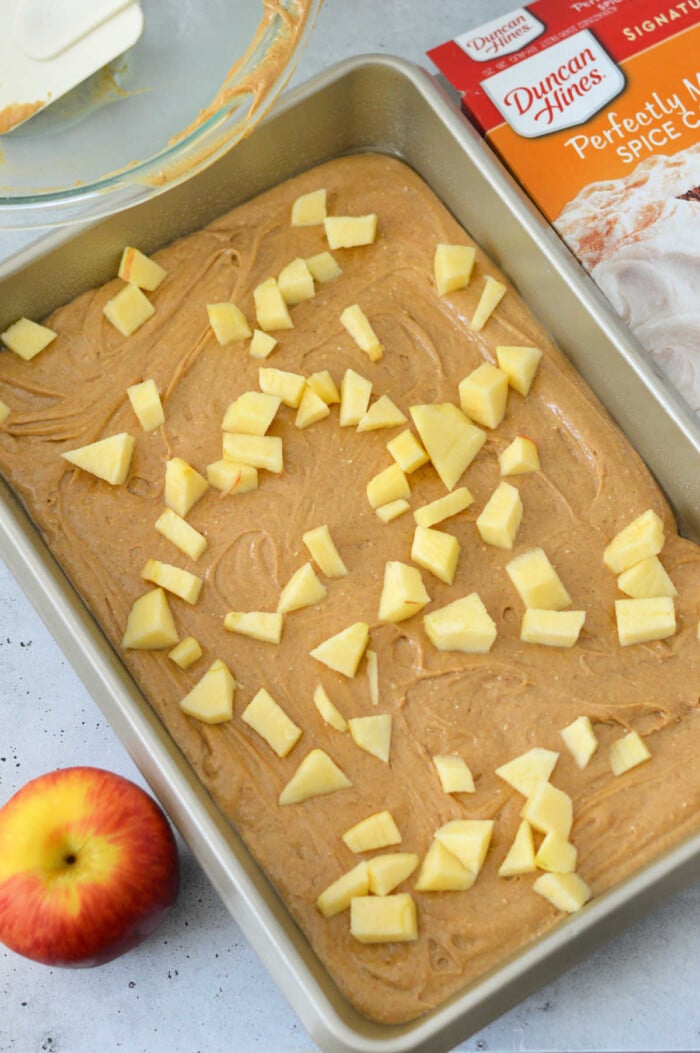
left=470, top=276, right=507, bottom=332
left=248, top=329, right=277, bottom=359
left=291, top=188, right=327, bottom=227
left=206, top=460, right=258, bottom=495
left=414, top=487, right=473, bottom=528
left=312, top=684, right=347, bottom=732
left=221, top=391, right=281, bottom=435
left=414, top=840, right=475, bottom=892
left=127, top=379, right=165, bottom=432
left=476, top=481, right=522, bottom=549
left=168, top=636, right=202, bottom=670
left=411, top=525, right=460, bottom=585
left=386, top=429, right=429, bottom=473
left=521, top=781, right=573, bottom=839
left=617, top=556, right=677, bottom=598
left=603, top=509, right=665, bottom=574
left=340, top=304, right=383, bottom=362
left=207, top=302, right=252, bottom=345
left=367, top=854, right=420, bottom=896
left=63, top=433, right=135, bottom=486
left=535, top=832, right=577, bottom=874
left=339, top=368, right=372, bottom=426
left=348, top=714, right=392, bottom=763
left=432, top=755, right=475, bottom=794
left=310, top=621, right=369, bottom=677
left=277, top=562, right=327, bottom=614
left=375, top=499, right=410, bottom=523
left=1, top=317, right=57, bottom=361
left=366, top=649, right=379, bottom=706
left=258, top=366, right=306, bottom=408
left=141, top=559, right=203, bottom=605
left=222, top=433, right=283, bottom=474
left=164, top=457, right=209, bottom=517
left=278, top=258, right=315, bottom=305
left=253, top=278, right=293, bottom=331
left=614, top=596, right=676, bottom=646
left=520, top=609, right=586, bottom=648
left=278, top=748, right=352, bottom=805
left=506, top=548, right=572, bottom=610
left=121, top=588, right=179, bottom=650
left=103, top=283, right=155, bottom=337
left=610, top=730, right=651, bottom=775
left=458, top=362, right=509, bottom=429
left=324, top=214, right=377, bottom=249
left=560, top=716, right=598, bottom=770
left=179, top=658, right=235, bottom=724
left=306, top=369, right=340, bottom=405
left=533, top=871, right=591, bottom=913
left=378, top=560, right=431, bottom=622
left=223, top=610, right=283, bottom=644
left=342, top=810, right=401, bottom=854
left=498, top=820, right=536, bottom=877
left=410, top=403, right=486, bottom=491
left=500, top=435, right=540, bottom=477
left=302, top=524, right=348, bottom=577
left=366, top=463, right=410, bottom=509
left=495, top=747, right=559, bottom=797
left=242, top=688, right=302, bottom=758
left=317, top=862, right=369, bottom=918
left=423, top=592, right=497, bottom=653
left=433, top=243, right=476, bottom=296
left=295, top=386, right=330, bottom=429
left=435, top=819, right=493, bottom=876
left=496, top=345, right=543, bottom=396
left=118, top=246, right=167, bottom=291
left=155, top=507, right=207, bottom=562
left=350, top=894, right=418, bottom=944
left=305, top=251, right=342, bottom=283
left=357, top=395, right=407, bottom=431
left=0, top=400, right=10, bottom=425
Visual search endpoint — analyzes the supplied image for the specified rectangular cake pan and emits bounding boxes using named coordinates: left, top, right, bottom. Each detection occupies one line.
left=1, top=55, right=699, bottom=1053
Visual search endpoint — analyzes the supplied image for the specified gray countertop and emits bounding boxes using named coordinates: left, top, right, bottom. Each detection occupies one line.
left=2, top=2, right=700, bottom=1051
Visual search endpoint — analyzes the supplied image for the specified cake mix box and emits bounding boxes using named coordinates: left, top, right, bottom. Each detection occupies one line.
left=428, top=1, right=700, bottom=415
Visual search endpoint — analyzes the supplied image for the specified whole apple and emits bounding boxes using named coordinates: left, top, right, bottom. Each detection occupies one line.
left=0, top=766, right=180, bottom=967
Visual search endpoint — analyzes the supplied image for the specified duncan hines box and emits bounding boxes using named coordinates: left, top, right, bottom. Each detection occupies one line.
left=428, top=1, right=700, bottom=415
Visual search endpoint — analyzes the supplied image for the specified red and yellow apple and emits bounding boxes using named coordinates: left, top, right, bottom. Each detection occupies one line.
left=0, top=766, right=179, bottom=967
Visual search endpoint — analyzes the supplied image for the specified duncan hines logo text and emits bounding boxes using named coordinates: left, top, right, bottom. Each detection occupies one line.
left=482, top=30, right=625, bottom=137
left=455, top=8, right=545, bottom=62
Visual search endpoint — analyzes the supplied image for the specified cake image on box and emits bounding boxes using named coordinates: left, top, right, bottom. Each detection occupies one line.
left=1, top=154, right=700, bottom=1025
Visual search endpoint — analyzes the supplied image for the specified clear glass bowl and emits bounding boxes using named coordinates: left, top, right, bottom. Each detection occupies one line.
left=0, top=0, right=321, bottom=228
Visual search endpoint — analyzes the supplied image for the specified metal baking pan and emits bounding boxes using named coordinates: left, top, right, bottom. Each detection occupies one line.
left=1, top=55, right=699, bottom=1053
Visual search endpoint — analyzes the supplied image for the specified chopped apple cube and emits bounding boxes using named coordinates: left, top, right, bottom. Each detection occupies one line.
left=414, top=487, right=473, bottom=528
left=0, top=400, right=10, bottom=425
left=366, top=463, right=410, bottom=509
left=279, top=748, right=352, bottom=805
left=496, top=345, right=543, bottom=396
left=435, top=820, right=493, bottom=876
left=561, top=716, right=598, bottom=770
left=155, top=508, right=207, bottom=561
left=603, top=509, right=665, bottom=574
left=339, top=368, right=373, bottom=426
left=470, top=276, right=507, bottom=332
left=498, top=820, right=536, bottom=877
left=222, top=433, right=283, bottom=473
left=433, top=755, right=475, bottom=794
left=121, top=587, right=179, bottom=650
left=535, top=832, right=577, bottom=874
left=521, top=781, right=573, bottom=839
left=103, top=284, right=155, bottom=336
left=617, top=556, right=677, bottom=599
left=295, top=386, right=330, bottom=429
left=499, top=435, right=540, bottom=476
left=423, top=592, right=497, bottom=653
left=615, top=596, right=676, bottom=646
left=168, top=636, right=202, bottom=670
left=387, top=429, right=429, bottom=474
left=241, top=688, right=302, bottom=758
left=291, top=188, right=327, bottom=227
left=476, top=481, right=522, bottom=549
left=179, top=658, right=235, bottom=724
left=222, top=391, right=281, bottom=435
left=223, top=610, right=283, bottom=643
left=126, top=379, right=164, bottom=432
left=378, top=561, right=430, bottom=622
left=324, top=214, right=377, bottom=249
left=310, top=621, right=369, bottom=677
left=533, top=871, right=591, bottom=913
left=348, top=714, right=392, bottom=763
left=141, top=559, right=203, bottom=605
left=313, top=684, right=347, bottom=732
left=410, top=403, right=486, bottom=491
left=433, top=243, right=476, bottom=296
left=340, top=304, right=383, bottom=362
left=277, top=562, right=327, bottom=613
left=521, top=609, right=586, bottom=648
left=495, top=747, right=559, bottom=797
left=357, top=395, right=407, bottom=431
left=206, top=460, right=258, bottom=495
left=253, top=278, right=293, bottom=331
left=302, top=524, right=348, bottom=577
left=118, top=246, right=166, bottom=290
left=207, top=302, right=252, bottom=345
left=278, top=258, right=315, bottom=305
left=63, top=433, right=135, bottom=486
left=350, top=894, right=418, bottom=943
left=306, top=251, right=342, bottom=283
left=366, top=649, right=379, bottom=705
left=249, top=329, right=278, bottom=360
left=610, top=730, right=651, bottom=775
left=306, top=370, right=340, bottom=405
left=367, top=854, right=420, bottom=896
left=414, top=840, right=475, bottom=892
left=458, top=362, right=509, bottom=429
left=411, top=525, right=460, bottom=585
left=164, top=457, right=209, bottom=516
left=375, top=499, right=410, bottom=524
left=342, top=810, right=401, bottom=853
left=258, top=366, right=306, bottom=408
left=317, top=862, right=369, bottom=918
left=506, top=548, right=572, bottom=610
left=1, top=317, right=56, bottom=360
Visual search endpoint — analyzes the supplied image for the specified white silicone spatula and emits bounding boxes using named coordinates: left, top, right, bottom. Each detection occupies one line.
left=0, top=0, right=144, bottom=133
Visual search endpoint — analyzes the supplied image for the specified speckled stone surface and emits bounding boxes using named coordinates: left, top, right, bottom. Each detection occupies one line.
left=2, top=2, right=700, bottom=1050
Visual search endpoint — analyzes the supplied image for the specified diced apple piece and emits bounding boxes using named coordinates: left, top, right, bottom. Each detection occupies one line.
left=458, top=362, right=509, bottom=429
left=339, top=368, right=372, bottom=427
left=118, top=247, right=166, bottom=291
left=561, top=715, right=598, bottom=770
left=277, top=562, right=327, bottom=614
left=279, top=748, right=352, bottom=805
left=414, top=840, right=475, bottom=892
left=410, top=403, right=486, bottom=491
left=348, top=714, right=392, bottom=763
left=498, top=820, right=536, bottom=877
left=433, top=243, right=476, bottom=296
left=378, top=561, right=430, bottom=623
left=164, top=457, right=209, bottom=516
left=366, top=463, right=410, bottom=509
left=179, top=658, right=235, bottom=725
left=295, top=386, right=330, bottom=429
left=506, top=548, right=572, bottom=610
left=306, top=370, right=340, bottom=405
left=141, top=559, right=203, bottom=604
left=433, top=755, right=475, bottom=794
left=258, top=366, right=306, bottom=408
left=168, top=636, right=202, bottom=670
left=617, top=556, right=677, bottom=599
left=222, top=433, right=283, bottom=473
left=414, top=487, right=473, bottom=528
left=340, top=304, right=383, bottom=362
left=499, top=435, right=540, bottom=476
left=521, top=609, right=586, bottom=648
left=387, top=429, right=429, bottom=474
left=1, top=317, right=56, bottom=360
left=223, top=610, right=283, bottom=643
left=357, top=395, right=407, bottom=431
left=317, top=862, right=369, bottom=918
left=302, top=524, right=348, bottom=577
left=367, top=854, right=420, bottom=896
left=0, top=400, right=10, bottom=425
left=495, top=747, right=559, bottom=797
left=521, top=781, right=573, bottom=839
left=206, top=460, right=258, bottom=494
left=496, top=345, right=543, bottom=396
left=103, top=284, right=155, bottom=336
left=126, top=379, right=164, bottom=432
left=423, top=592, right=497, bottom=654
left=207, top=302, right=252, bottom=345
left=614, top=596, right=676, bottom=646
left=476, top=481, right=522, bottom=550
left=63, top=433, right=135, bottom=486
left=535, top=832, right=577, bottom=874
left=411, top=525, right=460, bottom=585
left=375, top=499, right=410, bottom=524
left=342, top=810, right=401, bottom=854
left=310, top=621, right=369, bottom=677
left=249, top=329, right=277, bottom=360
left=155, top=508, right=207, bottom=561
left=291, top=188, right=327, bottom=227
left=278, top=258, right=315, bottom=306
left=313, top=684, right=347, bottom=732
left=306, top=251, right=342, bottom=283
left=324, top=214, right=377, bottom=249
left=470, top=276, right=506, bottom=332
left=222, top=391, right=281, bottom=435
left=610, top=730, right=651, bottom=776
left=366, top=649, right=379, bottom=706
left=435, top=820, right=493, bottom=876
left=241, top=688, right=302, bottom=758
left=253, top=278, right=293, bottom=331
left=350, top=894, right=418, bottom=943
left=533, top=871, right=591, bottom=913
left=121, top=587, right=179, bottom=650
left=603, top=509, right=665, bottom=574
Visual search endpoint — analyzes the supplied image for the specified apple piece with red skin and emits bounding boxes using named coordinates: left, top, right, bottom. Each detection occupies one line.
left=0, top=766, right=179, bottom=967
